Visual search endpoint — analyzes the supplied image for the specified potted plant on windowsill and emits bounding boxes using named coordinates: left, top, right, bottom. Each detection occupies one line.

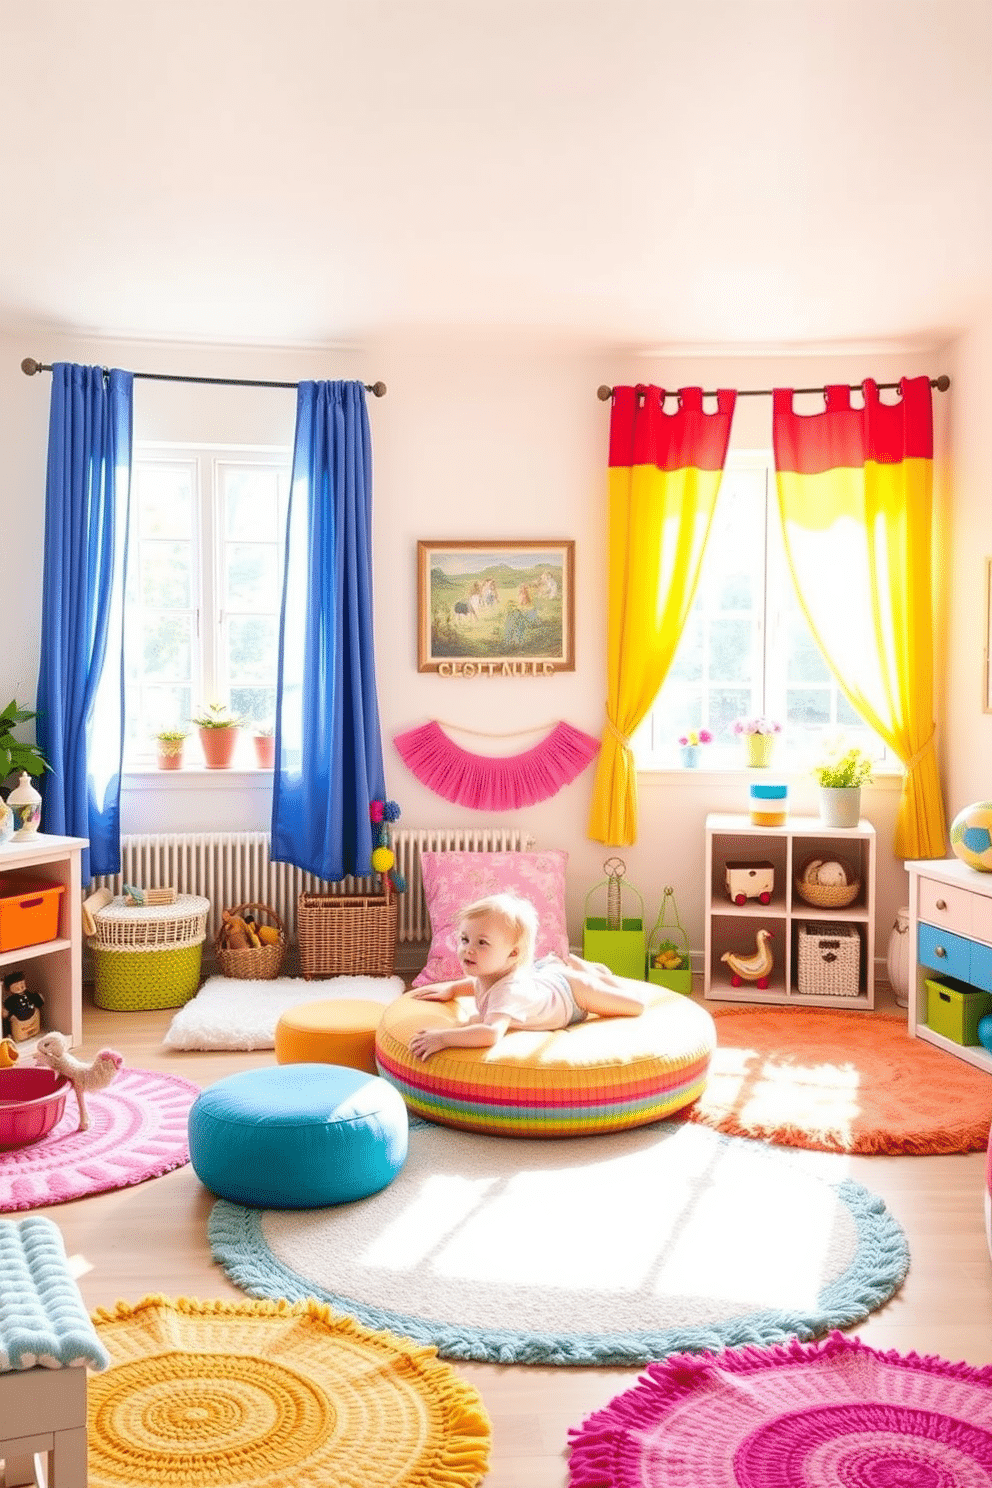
left=192, top=703, right=242, bottom=770
left=733, top=716, right=781, bottom=768
left=813, top=746, right=874, bottom=828
left=155, top=730, right=189, bottom=771
left=252, top=724, right=275, bottom=770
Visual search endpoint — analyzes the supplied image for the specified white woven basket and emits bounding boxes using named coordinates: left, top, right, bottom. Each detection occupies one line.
left=90, top=894, right=210, bottom=950
left=797, top=921, right=862, bottom=997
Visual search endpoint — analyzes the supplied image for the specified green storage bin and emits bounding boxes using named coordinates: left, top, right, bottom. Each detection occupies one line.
left=92, top=942, right=204, bottom=1011
left=583, top=863, right=646, bottom=980
left=646, top=885, right=692, bottom=995
left=925, top=976, right=992, bottom=1045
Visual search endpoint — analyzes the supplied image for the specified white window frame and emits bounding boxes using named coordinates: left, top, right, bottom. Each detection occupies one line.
left=125, top=441, right=290, bottom=765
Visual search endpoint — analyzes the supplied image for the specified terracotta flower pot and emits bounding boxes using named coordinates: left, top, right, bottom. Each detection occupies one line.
left=199, top=726, right=239, bottom=769
left=253, top=734, right=275, bottom=769
left=156, top=745, right=184, bottom=771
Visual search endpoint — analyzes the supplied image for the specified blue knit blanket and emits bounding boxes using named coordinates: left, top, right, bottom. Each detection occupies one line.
left=0, top=1216, right=108, bottom=1371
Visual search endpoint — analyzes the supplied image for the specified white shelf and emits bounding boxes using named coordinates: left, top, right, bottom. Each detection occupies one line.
left=906, top=856, right=992, bottom=1074
left=705, top=813, right=876, bottom=1008
left=0, top=833, right=87, bottom=1048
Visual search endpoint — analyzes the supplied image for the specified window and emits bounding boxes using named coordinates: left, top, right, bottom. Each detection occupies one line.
left=124, top=444, right=290, bottom=762
left=631, top=451, right=889, bottom=771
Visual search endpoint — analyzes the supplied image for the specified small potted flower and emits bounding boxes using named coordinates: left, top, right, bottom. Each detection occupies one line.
left=252, top=724, right=275, bottom=770
left=192, top=702, right=242, bottom=770
left=813, top=745, right=874, bottom=828
left=678, top=729, right=712, bottom=768
left=155, top=729, right=189, bottom=771
left=733, top=716, right=782, bottom=768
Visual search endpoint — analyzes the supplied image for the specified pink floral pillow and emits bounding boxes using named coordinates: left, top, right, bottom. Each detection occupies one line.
left=412, top=850, right=570, bottom=986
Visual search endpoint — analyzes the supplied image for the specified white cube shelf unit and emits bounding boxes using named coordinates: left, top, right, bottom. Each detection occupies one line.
left=0, top=833, right=87, bottom=1050
left=906, top=856, right=992, bottom=1074
left=705, top=813, right=876, bottom=1008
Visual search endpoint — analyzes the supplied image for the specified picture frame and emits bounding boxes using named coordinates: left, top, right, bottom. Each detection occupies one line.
left=417, top=540, right=575, bottom=675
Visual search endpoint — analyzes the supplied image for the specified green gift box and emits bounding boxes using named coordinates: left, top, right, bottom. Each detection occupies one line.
left=583, top=866, right=646, bottom=980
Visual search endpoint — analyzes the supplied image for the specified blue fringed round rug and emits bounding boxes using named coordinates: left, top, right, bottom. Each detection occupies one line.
left=208, top=1118, right=908, bottom=1367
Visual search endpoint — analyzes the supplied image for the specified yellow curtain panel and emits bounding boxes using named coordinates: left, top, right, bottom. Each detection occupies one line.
left=773, top=377, right=946, bottom=858
left=588, top=385, right=736, bottom=846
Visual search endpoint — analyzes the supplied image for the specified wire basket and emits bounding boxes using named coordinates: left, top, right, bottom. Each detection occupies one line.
left=91, top=894, right=209, bottom=950
left=215, top=902, right=287, bottom=980
left=297, top=888, right=398, bottom=979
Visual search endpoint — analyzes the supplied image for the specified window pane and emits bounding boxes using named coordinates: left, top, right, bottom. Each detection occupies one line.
left=232, top=685, right=277, bottom=727
left=140, top=542, right=192, bottom=609
left=226, top=543, right=280, bottom=608
left=224, top=467, right=281, bottom=541
left=227, top=615, right=278, bottom=683
left=136, top=466, right=193, bottom=538
left=709, top=618, right=751, bottom=683
left=141, top=614, right=193, bottom=682
left=786, top=689, right=832, bottom=727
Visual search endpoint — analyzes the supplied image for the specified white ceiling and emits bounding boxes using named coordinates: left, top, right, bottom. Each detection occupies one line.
left=2, top=0, right=991, bottom=353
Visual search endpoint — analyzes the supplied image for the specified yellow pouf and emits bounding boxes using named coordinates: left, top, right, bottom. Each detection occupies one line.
left=275, top=998, right=388, bottom=1074
left=375, top=984, right=716, bottom=1137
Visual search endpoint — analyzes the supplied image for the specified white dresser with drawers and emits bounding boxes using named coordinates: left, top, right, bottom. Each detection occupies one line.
left=906, top=856, right=992, bottom=1073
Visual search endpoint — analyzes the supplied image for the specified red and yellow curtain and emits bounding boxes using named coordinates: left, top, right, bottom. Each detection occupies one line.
left=588, top=385, right=736, bottom=845
left=773, top=377, right=946, bottom=858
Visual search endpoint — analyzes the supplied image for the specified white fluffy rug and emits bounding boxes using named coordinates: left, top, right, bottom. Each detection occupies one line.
left=162, top=974, right=405, bottom=1051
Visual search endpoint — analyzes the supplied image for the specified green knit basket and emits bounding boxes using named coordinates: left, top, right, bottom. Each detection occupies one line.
left=92, top=942, right=203, bottom=1011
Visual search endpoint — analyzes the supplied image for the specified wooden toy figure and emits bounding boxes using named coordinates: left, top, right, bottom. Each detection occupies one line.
left=2, top=971, right=44, bottom=1041
left=721, top=929, right=775, bottom=989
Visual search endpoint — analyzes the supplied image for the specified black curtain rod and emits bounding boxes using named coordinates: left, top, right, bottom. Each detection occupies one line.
left=596, top=374, right=950, bottom=401
left=21, top=357, right=386, bottom=397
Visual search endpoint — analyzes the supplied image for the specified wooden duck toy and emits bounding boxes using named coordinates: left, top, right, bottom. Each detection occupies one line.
left=721, top=928, right=774, bottom=988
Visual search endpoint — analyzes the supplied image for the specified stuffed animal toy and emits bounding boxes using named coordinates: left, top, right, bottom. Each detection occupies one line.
left=2, top=971, right=44, bottom=1041
left=33, top=1032, right=123, bottom=1131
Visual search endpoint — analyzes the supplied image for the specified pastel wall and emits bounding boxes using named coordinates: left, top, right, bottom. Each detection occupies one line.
left=0, top=327, right=957, bottom=970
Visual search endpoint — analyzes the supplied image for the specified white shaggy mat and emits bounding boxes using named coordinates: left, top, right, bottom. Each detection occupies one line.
left=162, top=974, right=405, bottom=1051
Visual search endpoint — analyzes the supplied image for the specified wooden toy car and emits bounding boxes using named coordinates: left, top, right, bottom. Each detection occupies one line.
left=725, top=860, right=775, bottom=906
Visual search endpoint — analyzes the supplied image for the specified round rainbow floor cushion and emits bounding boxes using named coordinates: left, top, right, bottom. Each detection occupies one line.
left=374, top=984, right=716, bottom=1137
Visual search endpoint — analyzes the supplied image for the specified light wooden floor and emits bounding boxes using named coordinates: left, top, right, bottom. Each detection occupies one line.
left=24, top=986, right=992, bottom=1488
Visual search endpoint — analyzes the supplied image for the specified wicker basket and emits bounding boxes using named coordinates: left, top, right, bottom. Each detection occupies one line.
left=91, top=894, right=209, bottom=949
left=297, top=889, right=397, bottom=979
left=797, top=921, right=862, bottom=997
left=215, top=902, right=287, bottom=980
left=794, top=877, right=861, bottom=909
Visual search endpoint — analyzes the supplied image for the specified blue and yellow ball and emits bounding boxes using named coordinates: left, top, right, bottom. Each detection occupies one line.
left=949, top=801, right=992, bottom=872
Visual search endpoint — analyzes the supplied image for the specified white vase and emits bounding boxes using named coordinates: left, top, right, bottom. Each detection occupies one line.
left=7, top=771, right=41, bottom=839
left=819, top=785, right=861, bottom=829
left=886, top=907, right=910, bottom=1008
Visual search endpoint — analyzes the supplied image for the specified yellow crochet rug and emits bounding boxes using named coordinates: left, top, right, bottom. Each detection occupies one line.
left=89, top=1295, right=491, bottom=1488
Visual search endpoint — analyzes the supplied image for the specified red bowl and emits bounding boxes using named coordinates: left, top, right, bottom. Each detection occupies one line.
left=0, top=1068, right=70, bottom=1149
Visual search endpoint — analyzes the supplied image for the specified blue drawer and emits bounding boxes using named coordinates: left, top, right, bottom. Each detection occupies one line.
left=918, top=923, right=972, bottom=980
left=969, top=940, right=992, bottom=993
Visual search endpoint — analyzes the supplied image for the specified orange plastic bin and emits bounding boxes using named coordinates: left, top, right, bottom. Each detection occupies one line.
left=0, top=879, right=65, bottom=952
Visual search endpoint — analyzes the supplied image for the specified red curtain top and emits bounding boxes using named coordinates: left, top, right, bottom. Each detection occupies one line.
left=773, top=376, right=933, bottom=475
left=609, top=385, right=737, bottom=473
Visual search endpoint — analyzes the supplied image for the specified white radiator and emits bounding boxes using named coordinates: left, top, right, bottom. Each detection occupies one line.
left=89, top=828, right=537, bottom=954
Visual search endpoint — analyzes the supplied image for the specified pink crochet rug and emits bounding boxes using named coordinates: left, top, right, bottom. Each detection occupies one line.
left=568, top=1332, right=992, bottom=1487
left=0, top=1068, right=200, bottom=1211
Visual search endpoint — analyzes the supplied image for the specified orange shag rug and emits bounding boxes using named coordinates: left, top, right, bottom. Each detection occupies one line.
left=677, top=1006, right=992, bottom=1154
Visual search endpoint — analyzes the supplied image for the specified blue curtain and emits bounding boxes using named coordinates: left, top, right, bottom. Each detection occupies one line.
left=37, top=364, right=133, bottom=881
left=271, top=380, right=386, bottom=879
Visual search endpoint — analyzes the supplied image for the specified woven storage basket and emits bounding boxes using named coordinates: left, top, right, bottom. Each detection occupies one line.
left=797, top=921, right=862, bottom=997
left=794, top=877, right=861, bottom=909
left=215, top=902, right=287, bottom=980
left=90, top=894, right=209, bottom=949
left=90, top=941, right=204, bottom=1010
left=297, top=889, right=397, bottom=978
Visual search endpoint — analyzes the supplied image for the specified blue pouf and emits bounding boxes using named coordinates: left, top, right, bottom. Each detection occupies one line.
left=188, top=1063, right=408, bottom=1208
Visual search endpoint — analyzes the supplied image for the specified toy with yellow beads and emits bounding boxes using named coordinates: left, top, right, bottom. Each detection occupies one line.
left=369, top=799, right=407, bottom=895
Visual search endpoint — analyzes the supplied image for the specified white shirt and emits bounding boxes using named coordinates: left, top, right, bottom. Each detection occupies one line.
left=472, top=957, right=574, bottom=1031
